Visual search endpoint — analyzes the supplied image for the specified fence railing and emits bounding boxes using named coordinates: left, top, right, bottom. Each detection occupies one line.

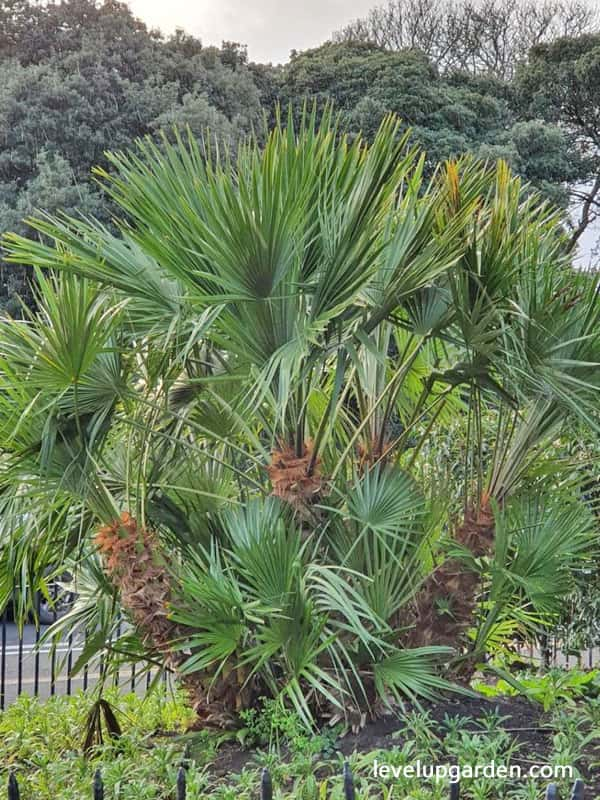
left=0, top=610, right=160, bottom=711
left=515, top=639, right=600, bottom=670
left=5, top=766, right=586, bottom=800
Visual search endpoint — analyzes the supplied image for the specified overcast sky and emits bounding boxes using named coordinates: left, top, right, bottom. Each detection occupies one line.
left=127, top=0, right=376, bottom=64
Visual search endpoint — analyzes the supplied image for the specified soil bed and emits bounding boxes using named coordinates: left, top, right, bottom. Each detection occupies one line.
left=208, top=693, right=600, bottom=795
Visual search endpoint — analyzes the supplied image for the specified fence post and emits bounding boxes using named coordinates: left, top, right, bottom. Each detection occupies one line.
left=7, top=773, right=20, bottom=800
left=343, top=762, right=355, bottom=800
left=260, top=768, right=272, bottom=800
left=93, top=769, right=104, bottom=800
left=570, top=779, right=584, bottom=800
left=1, top=611, right=7, bottom=711
left=450, top=781, right=460, bottom=800
left=546, top=783, right=558, bottom=800
left=177, top=765, right=186, bottom=800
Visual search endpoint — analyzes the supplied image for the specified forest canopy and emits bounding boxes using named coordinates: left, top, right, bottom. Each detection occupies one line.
left=0, top=0, right=599, bottom=312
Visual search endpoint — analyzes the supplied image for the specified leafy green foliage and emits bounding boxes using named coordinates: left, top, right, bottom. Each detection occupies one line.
left=171, top=492, right=453, bottom=724
left=474, top=668, right=600, bottom=711
left=0, top=690, right=204, bottom=800
left=0, top=1, right=598, bottom=313
left=473, top=492, right=599, bottom=653
left=1, top=111, right=599, bottom=726
left=279, top=42, right=578, bottom=196
left=516, top=33, right=600, bottom=250
left=0, top=0, right=264, bottom=313
left=1, top=690, right=594, bottom=799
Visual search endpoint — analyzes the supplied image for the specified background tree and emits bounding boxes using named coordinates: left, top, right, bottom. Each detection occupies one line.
left=1, top=0, right=600, bottom=315
left=0, top=150, right=103, bottom=313
left=334, top=0, right=598, bottom=79
left=0, top=0, right=264, bottom=312
left=516, top=33, right=600, bottom=251
left=279, top=42, right=577, bottom=193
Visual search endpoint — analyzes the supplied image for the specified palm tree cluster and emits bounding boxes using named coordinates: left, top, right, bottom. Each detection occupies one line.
left=0, top=110, right=599, bottom=728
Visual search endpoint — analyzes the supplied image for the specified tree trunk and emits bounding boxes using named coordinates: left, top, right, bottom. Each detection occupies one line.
left=95, top=512, right=244, bottom=728
left=407, top=500, right=495, bottom=678
left=267, top=442, right=323, bottom=518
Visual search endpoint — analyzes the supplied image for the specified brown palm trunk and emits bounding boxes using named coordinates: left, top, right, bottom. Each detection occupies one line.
left=267, top=442, right=323, bottom=516
left=95, top=513, right=244, bottom=728
left=407, top=500, right=495, bottom=678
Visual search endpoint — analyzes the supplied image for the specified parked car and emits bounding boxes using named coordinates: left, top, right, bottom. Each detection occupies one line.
left=37, top=577, right=76, bottom=624
left=5, top=573, right=75, bottom=624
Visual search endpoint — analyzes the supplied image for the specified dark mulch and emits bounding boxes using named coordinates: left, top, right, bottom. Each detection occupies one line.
left=339, top=694, right=552, bottom=758
left=209, top=693, right=600, bottom=796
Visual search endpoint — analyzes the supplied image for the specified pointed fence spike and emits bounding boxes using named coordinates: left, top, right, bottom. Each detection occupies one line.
left=260, top=768, right=273, bottom=800
left=450, top=780, right=460, bottom=800
left=8, top=772, right=20, bottom=800
left=570, top=780, right=584, bottom=800
left=177, top=765, right=187, bottom=800
left=546, top=783, right=559, bottom=800
left=93, top=768, right=104, bottom=800
left=343, top=762, right=356, bottom=800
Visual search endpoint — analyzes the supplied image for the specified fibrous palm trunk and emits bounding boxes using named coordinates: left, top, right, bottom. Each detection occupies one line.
left=408, top=500, right=495, bottom=678
left=267, top=443, right=322, bottom=508
left=95, top=512, right=245, bottom=728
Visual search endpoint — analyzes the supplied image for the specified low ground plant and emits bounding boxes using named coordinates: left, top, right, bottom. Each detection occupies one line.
left=473, top=668, right=600, bottom=710
left=1, top=683, right=598, bottom=800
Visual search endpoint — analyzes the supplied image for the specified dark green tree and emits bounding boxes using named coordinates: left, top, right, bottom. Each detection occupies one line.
left=0, top=0, right=265, bottom=309
left=279, top=41, right=576, bottom=193
left=516, top=33, right=600, bottom=250
left=0, top=149, right=103, bottom=313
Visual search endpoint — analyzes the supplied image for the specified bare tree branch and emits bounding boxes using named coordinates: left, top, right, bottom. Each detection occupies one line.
left=567, top=175, right=600, bottom=251
left=333, top=0, right=598, bottom=78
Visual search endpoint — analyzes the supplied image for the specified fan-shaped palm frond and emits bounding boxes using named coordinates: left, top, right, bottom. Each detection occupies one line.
left=473, top=490, right=598, bottom=656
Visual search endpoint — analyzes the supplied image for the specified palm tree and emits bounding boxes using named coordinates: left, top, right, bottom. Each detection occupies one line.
left=0, top=111, right=598, bottom=726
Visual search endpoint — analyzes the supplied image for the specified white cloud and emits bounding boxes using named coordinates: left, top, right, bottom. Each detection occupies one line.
left=127, top=0, right=375, bottom=63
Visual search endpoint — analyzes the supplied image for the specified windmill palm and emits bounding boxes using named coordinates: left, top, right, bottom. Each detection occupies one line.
left=0, top=111, right=598, bottom=726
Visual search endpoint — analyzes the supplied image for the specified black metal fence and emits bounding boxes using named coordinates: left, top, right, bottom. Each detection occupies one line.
left=5, top=766, right=586, bottom=800
left=0, top=609, right=160, bottom=711
left=515, top=638, right=600, bottom=670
